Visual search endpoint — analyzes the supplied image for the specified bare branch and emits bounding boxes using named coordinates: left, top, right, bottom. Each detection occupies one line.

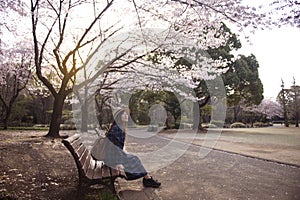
left=132, top=0, right=143, bottom=30
left=68, top=25, right=123, bottom=78
left=62, top=0, right=115, bottom=70
left=31, top=0, right=58, bottom=96
left=169, top=0, right=240, bottom=24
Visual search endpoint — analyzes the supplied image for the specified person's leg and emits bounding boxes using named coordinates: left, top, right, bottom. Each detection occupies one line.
left=124, top=171, right=147, bottom=180
left=122, top=154, right=161, bottom=187
left=123, top=154, right=148, bottom=180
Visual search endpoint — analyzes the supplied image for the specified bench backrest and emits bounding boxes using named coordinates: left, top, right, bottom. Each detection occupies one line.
left=62, top=134, right=113, bottom=180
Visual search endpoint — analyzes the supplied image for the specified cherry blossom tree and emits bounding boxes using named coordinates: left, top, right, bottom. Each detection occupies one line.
left=0, top=48, right=32, bottom=129
left=1, top=1, right=32, bottom=129
left=244, top=98, right=283, bottom=120
left=270, top=0, right=300, bottom=27
left=30, top=0, right=273, bottom=137
left=31, top=0, right=119, bottom=137
left=0, top=0, right=27, bottom=39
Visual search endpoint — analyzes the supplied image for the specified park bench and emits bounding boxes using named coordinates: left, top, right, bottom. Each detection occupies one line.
left=62, top=133, right=125, bottom=199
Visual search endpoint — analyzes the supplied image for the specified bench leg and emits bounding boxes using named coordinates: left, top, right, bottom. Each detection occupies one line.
left=108, top=177, right=121, bottom=200
left=108, top=168, right=122, bottom=200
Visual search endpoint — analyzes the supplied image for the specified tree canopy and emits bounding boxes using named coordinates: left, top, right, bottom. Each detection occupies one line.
left=1, top=0, right=298, bottom=135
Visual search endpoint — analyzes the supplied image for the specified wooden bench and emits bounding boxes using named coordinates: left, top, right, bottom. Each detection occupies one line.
left=62, top=134, right=125, bottom=199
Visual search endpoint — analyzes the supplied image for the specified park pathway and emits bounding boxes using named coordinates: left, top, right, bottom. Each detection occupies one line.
left=111, top=127, right=300, bottom=200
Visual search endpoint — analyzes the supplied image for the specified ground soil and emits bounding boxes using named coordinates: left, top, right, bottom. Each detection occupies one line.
left=0, top=130, right=116, bottom=200
left=1, top=127, right=299, bottom=200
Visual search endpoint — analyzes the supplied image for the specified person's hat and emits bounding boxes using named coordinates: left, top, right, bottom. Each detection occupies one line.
left=112, top=107, right=130, bottom=119
left=112, top=107, right=124, bottom=119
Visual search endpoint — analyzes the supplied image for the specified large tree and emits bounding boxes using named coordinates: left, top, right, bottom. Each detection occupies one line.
left=0, top=48, right=32, bottom=129
left=242, top=98, right=283, bottom=124
left=194, top=24, right=264, bottom=126
left=208, top=25, right=264, bottom=109
left=224, top=54, right=264, bottom=122
left=0, top=0, right=32, bottom=129
left=277, top=79, right=300, bottom=127
left=291, top=79, right=300, bottom=127
left=30, top=0, right=273, bottom=137
left=277, top=80, right=290, bottom=127
left=30, top=0, right=125, bottom=137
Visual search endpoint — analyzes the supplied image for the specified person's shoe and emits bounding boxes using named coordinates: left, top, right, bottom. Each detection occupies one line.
left=143, top=176, right=161, bottom=188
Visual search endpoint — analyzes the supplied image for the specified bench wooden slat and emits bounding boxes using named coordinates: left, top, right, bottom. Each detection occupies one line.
left=79, top=147, right=89, bottom=170
left=71, top=138, right=83, bottom=152
left=84, top=154, right=94, bottom=179
left=93, top=161, right=104, bottom=179
left=65, top=134, right=80, bottom=143
left=85, top=160, right=94, bottom=179
left=77, top=144, right=87, bottom=160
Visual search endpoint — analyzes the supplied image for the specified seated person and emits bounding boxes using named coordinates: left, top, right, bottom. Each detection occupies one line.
left=92, top=108, right=161, bottom=188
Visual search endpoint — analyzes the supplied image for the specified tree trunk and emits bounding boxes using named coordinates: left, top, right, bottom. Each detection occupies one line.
left=3, top=105, right=12, bottom=130
left=46, top=94, right=66, bottom=138
left=233, top=106, right=240, bottom=122
left=3, top=116, right=8, bottom=130
left=281, top=89, right=289, bottom=127
left=192, top=102, right=201, bottom=130
left=193, top=95, right=210, bottom=131
left=295, top=112, right=299, bottom=127
left=295, top=97, right=299, bottom=127
left=81, top=100, right=88, bottom=132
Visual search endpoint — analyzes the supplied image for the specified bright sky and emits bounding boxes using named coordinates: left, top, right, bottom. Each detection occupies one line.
left=236, top=26, right=300, bottom=100
left=230, top=0, right=300, bottom=100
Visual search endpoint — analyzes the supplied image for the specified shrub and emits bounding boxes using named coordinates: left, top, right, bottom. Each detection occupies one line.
left=253, top=122, right=271, bottom=127
left=202, top=123, right=217, bottom=128
left=60, top=124, right=76, bottom=130
left=230, top=122, right=247, bottom=128
left=253, top=122, right=263, bottom=127
left=211, top=120, right=225, bottom=128
left=33, top=124, right=49, bottom=128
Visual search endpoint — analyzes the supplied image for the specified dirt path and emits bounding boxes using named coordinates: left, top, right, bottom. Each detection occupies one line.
left=0, top=127, right=299, bottom=199
left=122, top=127, right=300, bottom=200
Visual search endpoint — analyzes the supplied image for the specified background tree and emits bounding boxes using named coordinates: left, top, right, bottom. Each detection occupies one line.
left=0, top=0, right=33, bottom=129
left=225, top=54, right=264, bottom=122
left=0, top=0, right=27, bottom=43
left=277, top=80, right=289, bottom=127
left=206, top=24, right=241, bottom=124
left=203, top=24, right=263, bottom=125
left=0, top=49, right=32, bottom=129
left=255, top=98, right=283, bottom=121
left=128, top=90, right=181, bottom=129
left=278, top=78, right=300, bottom=127
left=141, top=24, right=264, bottom=129
left=242, top=98, right=283, bottom=126
left=27, top=75, right=53, bottom=125
left=291, top=78, right=299, bottom=127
